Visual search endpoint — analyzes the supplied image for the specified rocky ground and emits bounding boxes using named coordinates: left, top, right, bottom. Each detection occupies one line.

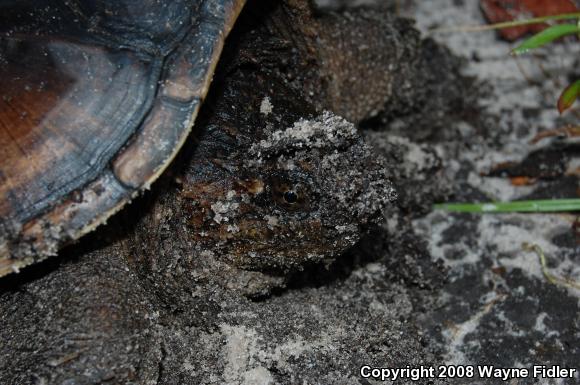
left=1, top=0, right=579, bottom=384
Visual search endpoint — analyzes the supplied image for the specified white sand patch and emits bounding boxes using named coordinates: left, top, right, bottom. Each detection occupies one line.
left=260, top=96, right=273, bottom=116
left=443, top=291, right=506, bottom=365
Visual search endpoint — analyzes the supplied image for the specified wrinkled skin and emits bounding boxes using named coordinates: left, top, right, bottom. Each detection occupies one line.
left=129, top=16, right=395, bottom=293
left=180, top=110, right=393, bottom=271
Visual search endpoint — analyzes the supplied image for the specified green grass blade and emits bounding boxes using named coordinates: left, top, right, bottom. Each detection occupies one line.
left=558, top=79, right=580, bottom=113
left=434, top=199, right=580, bottom=213
left=512, top=24, right=580, bottom=55
left=431, top=12, right=580, bottom=34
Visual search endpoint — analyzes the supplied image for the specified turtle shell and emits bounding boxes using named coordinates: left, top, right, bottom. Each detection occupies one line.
left=0, top=0, right=245, bottom=276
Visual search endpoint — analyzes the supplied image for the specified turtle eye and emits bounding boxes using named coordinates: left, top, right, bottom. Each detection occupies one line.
left=283, top=190, right=298, bottom=204
left=270, top=174, right=310, bottom=211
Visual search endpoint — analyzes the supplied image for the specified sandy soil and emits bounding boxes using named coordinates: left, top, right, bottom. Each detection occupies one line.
left=1, top=1, right=579, bottom=384
left=407, top=1, right=580, bottom=383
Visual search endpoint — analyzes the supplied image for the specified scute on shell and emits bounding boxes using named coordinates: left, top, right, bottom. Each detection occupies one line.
left=0, top=0, right=246, bottom=276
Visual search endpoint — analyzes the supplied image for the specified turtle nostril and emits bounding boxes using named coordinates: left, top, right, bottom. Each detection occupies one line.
left=283, top=190, right=298, bottom=204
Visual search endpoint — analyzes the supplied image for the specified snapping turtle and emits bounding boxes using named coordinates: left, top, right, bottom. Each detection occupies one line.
left=0, top=1, right=435, bottom=382
left=0, top=0, right=402, bottom=278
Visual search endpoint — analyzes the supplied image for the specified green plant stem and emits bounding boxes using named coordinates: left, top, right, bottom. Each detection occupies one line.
left=431, top=12, right=580, bottom=34
left=433, top=199, right=580, bottom=213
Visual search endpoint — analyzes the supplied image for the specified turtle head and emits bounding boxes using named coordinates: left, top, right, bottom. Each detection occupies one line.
left=183, top=112, right=395, bottom=271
